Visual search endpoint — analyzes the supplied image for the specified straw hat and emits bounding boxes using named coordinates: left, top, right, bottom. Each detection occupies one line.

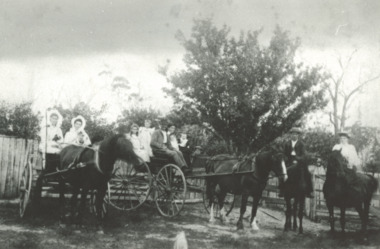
left=338, top=131, right=350, bottom=138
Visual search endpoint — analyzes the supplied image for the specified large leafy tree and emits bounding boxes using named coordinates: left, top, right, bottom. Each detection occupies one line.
left=165, top=19, right=328, bottom=154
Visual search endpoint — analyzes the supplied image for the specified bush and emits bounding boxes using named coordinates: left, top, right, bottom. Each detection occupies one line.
left=0, top=101, right=40, bottom=139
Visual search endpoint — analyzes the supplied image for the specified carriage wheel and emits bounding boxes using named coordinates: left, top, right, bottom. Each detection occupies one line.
left=108, top=161, right=152, bottom=211
left=89, top=184, right=110, bottom=219
left=202, top=185, right=235, bottom=218
left=155, top=164, right=187, bottom=217
left=19, top=160, right=34, bottom=218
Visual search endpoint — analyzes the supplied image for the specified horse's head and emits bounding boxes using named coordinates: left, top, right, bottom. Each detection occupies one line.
left=99, top=134, right=144, bottom=168
left=270, top=150, right=288, bottom=182
left=256, top=148, right=287, bottom=182
left=327, top=149, right=346, bottom=175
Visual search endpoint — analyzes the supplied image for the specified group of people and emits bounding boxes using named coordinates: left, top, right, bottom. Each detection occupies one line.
left=39, top=109, right=91, bottom=172
left=280, top=127, right=362, bottom=198
left=127, top=120, right=192, bottom=174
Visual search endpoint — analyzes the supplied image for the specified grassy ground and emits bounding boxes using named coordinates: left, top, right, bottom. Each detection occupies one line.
left=0, top=199, right=379, bottom=249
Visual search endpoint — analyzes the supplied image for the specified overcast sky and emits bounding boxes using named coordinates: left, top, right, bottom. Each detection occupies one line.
left=1, top=0, right=380, bottom=126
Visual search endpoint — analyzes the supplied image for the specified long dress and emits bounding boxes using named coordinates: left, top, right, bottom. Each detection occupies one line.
left=139, top=127, right=154, bottom=157
left=130, top=134, right=150, bottom=162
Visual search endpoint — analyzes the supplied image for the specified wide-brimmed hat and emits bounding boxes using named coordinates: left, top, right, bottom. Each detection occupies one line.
left=289, top=127, right=302, bottom=134
left=338, top=131, right=350, bottom=138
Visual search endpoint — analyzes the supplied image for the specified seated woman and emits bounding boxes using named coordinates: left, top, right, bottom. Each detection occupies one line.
left=178, top=132, right=192, bottom=166
left=64, top=115, right=91, bottom=146
left=139, top=119, right=154, bottom=158
left=129, top=123, right=150, bottom=162
left=332, top=131, right=361, bottom=171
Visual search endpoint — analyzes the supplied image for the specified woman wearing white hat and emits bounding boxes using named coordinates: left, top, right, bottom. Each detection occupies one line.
left=39, top=109, right=64, bottom=172
left=332, top=131, right=361, bottom=170
left=64, top=115, right=91, bottom=146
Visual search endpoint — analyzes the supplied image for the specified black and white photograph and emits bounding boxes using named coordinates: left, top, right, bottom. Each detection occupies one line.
left=0, top=0, right=380, bottom=248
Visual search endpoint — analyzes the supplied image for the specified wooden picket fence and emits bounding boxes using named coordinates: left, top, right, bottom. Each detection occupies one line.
left=0, top=135, right=39, bottom=199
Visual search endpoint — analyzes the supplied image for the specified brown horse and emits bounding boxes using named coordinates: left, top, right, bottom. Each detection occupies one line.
left=59, top=134, right=143, bottom=232
left=323, top=150, right=378, bottom=239
left=205, top=147, right=288, bottom=230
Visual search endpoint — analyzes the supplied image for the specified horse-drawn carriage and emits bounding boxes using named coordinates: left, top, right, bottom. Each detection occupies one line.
left=18, top=135, right=238, bottom=222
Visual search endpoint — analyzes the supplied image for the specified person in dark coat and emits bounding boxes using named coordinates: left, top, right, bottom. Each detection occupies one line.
left=150, top=122, right=191, bottom=174
left=280, top=127, right=314, bottom=198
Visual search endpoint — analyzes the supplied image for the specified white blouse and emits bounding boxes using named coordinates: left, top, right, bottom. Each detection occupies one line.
left=332, top=143, right=361, bottom=169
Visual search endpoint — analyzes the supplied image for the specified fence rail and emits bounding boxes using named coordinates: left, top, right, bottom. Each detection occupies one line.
left=0, top=134, right=380, bottom=221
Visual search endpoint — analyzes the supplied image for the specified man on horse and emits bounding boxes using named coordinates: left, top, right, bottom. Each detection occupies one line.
left=279, top=127, right=314, bottom=198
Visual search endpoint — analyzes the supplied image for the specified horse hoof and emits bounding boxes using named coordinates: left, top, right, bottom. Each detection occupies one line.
left=74, top=229, right=81, bottom=234
left=97, top=229, right=104, bottom=235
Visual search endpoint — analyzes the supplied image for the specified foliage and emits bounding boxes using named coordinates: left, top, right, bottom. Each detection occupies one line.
left=0, top=101, right=40, bottom=139
left=116, top=107, right=162, bottom=133
left=165, top=19, right=328, bottom=154
left=55, top=102, right=115, bottom=142
left=165, top=102, right=202, bottom=127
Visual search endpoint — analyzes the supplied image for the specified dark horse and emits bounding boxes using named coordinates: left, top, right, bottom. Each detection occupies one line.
left=323, top=150, right=378, bottom=238
left=282, top=156, right=315, bottom=233
left=206, top=147, right=288, bottom=230
left=58, top=134, right=143, bottom=231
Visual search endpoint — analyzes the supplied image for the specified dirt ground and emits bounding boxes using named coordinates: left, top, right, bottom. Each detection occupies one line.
left=0, top=199, right=379, bottom=249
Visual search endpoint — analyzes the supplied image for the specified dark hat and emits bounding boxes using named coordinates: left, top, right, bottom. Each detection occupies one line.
left=289, top=127, right=302, bottom=134
left=338, top=131, right=350, bottom=138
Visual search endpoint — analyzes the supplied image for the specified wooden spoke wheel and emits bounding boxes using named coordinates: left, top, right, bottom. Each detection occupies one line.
left=108, top=161, right=152, bottom=211
left=89, top=185, right=110, bottom=219
left=202, top=185, right=235, bottom=218
left=154, top=164, right=187, bottom=217
left=19, top=159, right=34, bottom=218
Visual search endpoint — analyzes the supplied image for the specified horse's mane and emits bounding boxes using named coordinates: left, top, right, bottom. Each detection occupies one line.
left=99, top=134, right=126, bottom=153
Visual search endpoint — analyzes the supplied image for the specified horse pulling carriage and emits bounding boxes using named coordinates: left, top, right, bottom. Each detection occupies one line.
left=18, top=135, right=241, bottom=225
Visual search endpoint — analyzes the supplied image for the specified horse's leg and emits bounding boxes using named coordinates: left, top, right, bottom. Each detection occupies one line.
left=284, top=197, right=292, bottom=232
left=250, top=196, right=260, bottom=231
left=339, top=206, right=346, bottom=234
left=218, top=190, right=228, bottom=224
left=76, top=187, right=89, bottom=226
left=58, top=178, right=67, bottom=225
left=209, top=203, right=216, bottom=223
left=326, top=200, right=335, bottom=233
left=237, top=192, right=248, bottom=230
left=69, top=186, right=80, bottom=224
left=298, top=196, right=305, bottom=234
left=362, top=199, right=371, bottom=243
left=95, top=185, right=107, bottom=234
left=293, top=198, right=298, bottom=231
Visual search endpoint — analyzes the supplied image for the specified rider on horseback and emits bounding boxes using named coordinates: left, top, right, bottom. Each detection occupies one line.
left=332, top=131, right=361, bottom=183
left=279, top=127, right=314, bottom=198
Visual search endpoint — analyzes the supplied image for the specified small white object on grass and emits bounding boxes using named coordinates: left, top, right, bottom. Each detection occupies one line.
left=173, top=231, right=188, bottom=249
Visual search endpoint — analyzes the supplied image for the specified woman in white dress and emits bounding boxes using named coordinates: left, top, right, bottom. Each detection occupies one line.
left=332, top=131, right=361, bottom=171
left=64, top=115, right=91, bottom=146
left=130, top=123, right=150, bottom=162
left=39, top=109, right=64, bottom=172
left=138, top=119, right=154, bottom=157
